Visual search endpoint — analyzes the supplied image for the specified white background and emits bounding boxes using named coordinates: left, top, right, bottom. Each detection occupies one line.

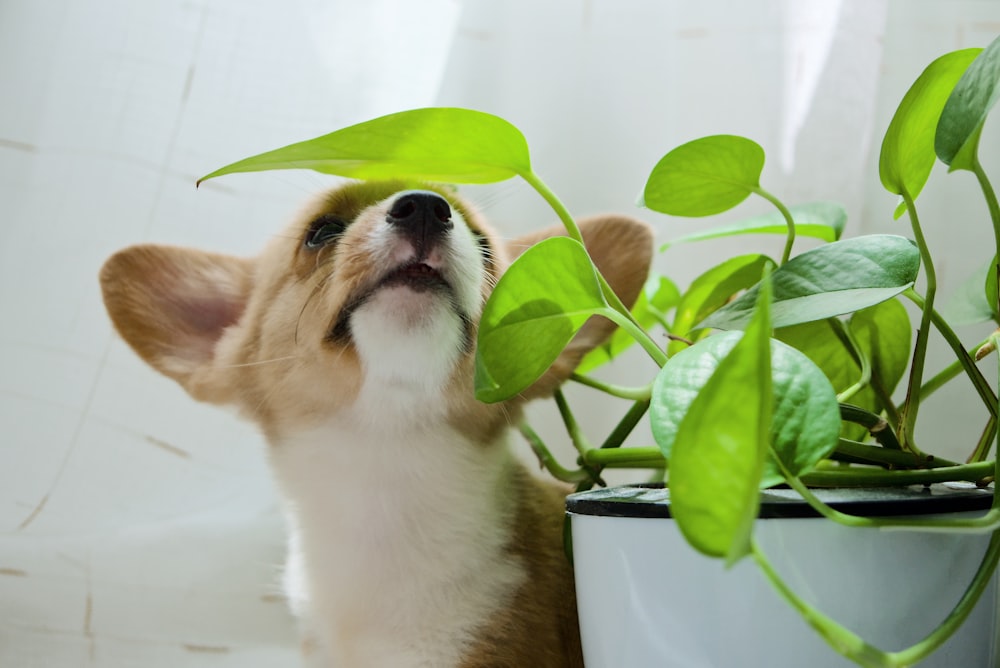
left=2, top=1, right=1000, bottom=666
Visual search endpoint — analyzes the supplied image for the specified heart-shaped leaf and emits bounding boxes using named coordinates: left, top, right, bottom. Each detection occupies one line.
left=880, top=49, right=981, bottom=213
left=654, top=331, right=840, bottom=493
left=475, top=237, right=610, bottom=403
left=199, top=108, right=531, bottom=185
left=700, top=235, right=920, bottom=331
left=641, top=135, right=765, bottom=217
left=659, top=201, right=846, bottom=251
left=937, top=35, right=1000, bottom=171
left=662, top=277, right=773, bottom=563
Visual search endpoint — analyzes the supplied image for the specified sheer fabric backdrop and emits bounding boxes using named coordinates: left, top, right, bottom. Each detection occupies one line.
left=1, top=1, right=997, bottom=665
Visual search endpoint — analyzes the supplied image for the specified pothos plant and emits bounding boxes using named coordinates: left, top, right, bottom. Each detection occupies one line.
left=198, top=38, right=1000, bottom=668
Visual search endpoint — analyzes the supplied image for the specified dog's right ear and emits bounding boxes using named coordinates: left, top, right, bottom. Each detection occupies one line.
left=99, top=245, right=253, bottom=400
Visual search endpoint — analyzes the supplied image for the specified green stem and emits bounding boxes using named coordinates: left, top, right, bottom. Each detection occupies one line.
left=890, top=528, right=1000, bottom=666
left=832, top=439, right=956, bottom=469
left=826, top=322, right=899, bottom=428
left=603, top=306, right=669, bottom=367
left=570, top=373, right=652, bottom=401
left=971, top=158, right=1000, bottom=300
left=576, top=399, right=653, bottom=492
left=839, top=404, right=901, bottom=450
left=751, top=540, right=894, bottom=667
left=764, top=448, right=1000, bottom=663
left=756, top=529, right=1000, bottom=667
left=991, top=331, right=1000, bottom=508
left=598, top=399, right=651, bottom=450
left=800, top=461, right=994, bottom=488
left=518, top=423, right=593, bottom=484
left=574, top=443, right=988, bottom=486
left=898, top=193, right=934, bottom=456
left=905, top=290, right=997, bottom=418
left=919, top=335, right=990, bottom=402
left=919, top=359, right=962, bottom=400
left=786, top=469, right=1000, bottom=532
left=554, top=388, right=592, bottom=457
left=968, top=416, right=997, bottom=464
left=582, top=446, right=665, bottom=469
left=828, top=319, right=872, bottom=403
left=752, top=186, right=797, bottom=265
left=520, top=170, right=584, bottom=244
left=601, top=398, right=650, bottom=450
left=868, top=374, right=901, bottom=429
left=782, top=475, right=886, bottom=528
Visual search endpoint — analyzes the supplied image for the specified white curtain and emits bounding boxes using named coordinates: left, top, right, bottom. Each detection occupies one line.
left=1, top=1, right=997, bottom=665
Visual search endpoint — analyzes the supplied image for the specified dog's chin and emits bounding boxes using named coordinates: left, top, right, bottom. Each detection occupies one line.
left=335, top=263, right=475, bottom=395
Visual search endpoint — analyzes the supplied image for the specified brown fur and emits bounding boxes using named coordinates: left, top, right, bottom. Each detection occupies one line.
left=459, top=470, right=583, bottom=667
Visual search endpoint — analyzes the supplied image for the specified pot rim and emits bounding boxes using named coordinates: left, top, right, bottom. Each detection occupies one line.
left=566, top=482, right=995, bottom=519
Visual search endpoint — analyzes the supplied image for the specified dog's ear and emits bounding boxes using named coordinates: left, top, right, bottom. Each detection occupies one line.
left=99, top=245, right=253, bottom=402
left=505, top=215, right=654, bottom=400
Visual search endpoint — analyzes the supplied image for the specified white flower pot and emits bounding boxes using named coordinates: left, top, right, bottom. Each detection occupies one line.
left=567, top=484, right=998, bottom=667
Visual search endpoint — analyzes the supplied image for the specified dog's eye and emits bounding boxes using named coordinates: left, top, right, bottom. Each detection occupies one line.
left=305, top=215, right=348, bottom=249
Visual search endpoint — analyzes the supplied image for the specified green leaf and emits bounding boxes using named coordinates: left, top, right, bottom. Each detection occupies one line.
left=701, top=235, right=920, bottom=331
left=654, top=331, right=840, bottom=493
left=879, top=48, right=981, bottom=213
left=577, top=275, right=679, bottom=373
left=198, top=108, right=530, bottom=185
left=775, top=319, right=869, bottom=442
left=775, top=320, right=858, bottom=393
left=941, top=255, right=998, bottom=325
left=775, top=301, right=910, bottom=441
left=661, top=276, right=773, bottom=563
left=641, top=135, right=765, bottom=217
left=849, top=300, right=912, bottom=400
left=673, top=255, right=776, bottom=338
left=937, top=35, right=1000, bottom=171
left=475, top=237, right=609, bottom=403
left=659, top=201, right=847, bottom=251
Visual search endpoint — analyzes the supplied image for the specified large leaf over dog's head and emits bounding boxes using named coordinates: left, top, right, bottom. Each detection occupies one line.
left=198, top=108, right=530, bottom=185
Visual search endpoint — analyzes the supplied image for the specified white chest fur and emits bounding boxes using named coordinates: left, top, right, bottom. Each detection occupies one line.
left=268, top=395, right=524, bottom=668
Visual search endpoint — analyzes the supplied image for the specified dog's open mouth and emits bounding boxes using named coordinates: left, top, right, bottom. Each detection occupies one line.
left=380, top=262, right=450, bottom=293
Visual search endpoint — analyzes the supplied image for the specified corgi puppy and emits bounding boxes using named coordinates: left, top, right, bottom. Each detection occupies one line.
left=100, top=180, right=652, bottom=667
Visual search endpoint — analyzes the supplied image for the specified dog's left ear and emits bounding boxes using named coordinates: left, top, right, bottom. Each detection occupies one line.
left=99, top=244, right=254, bottom=403
left=505, top=215, right=654, bottom=400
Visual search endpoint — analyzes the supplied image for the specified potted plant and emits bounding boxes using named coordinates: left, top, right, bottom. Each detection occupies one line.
left=196, top=38, right=1000, bottom=668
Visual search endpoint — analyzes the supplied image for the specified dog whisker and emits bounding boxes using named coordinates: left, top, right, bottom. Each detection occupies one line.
left=295, top=270, right=336, bottom=345
left=219, top=355, right=300, bottom=369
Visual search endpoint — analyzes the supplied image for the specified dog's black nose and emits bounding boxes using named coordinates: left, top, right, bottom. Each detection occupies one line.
left=387, top=191, right=453, bottom=244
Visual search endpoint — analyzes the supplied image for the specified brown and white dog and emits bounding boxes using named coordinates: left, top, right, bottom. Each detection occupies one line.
left=100, top=180, right=652, bottom=667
